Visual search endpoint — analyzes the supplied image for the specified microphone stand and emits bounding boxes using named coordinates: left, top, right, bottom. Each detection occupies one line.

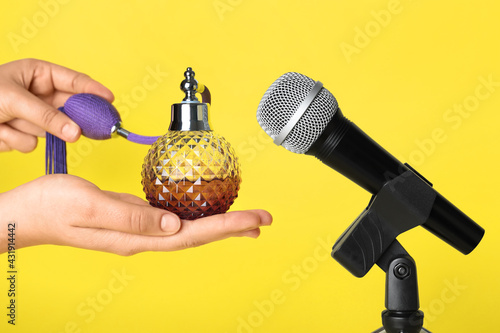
left=372, top=241, right=430, bottom=333
left=331, top=167, right=437, bottom=332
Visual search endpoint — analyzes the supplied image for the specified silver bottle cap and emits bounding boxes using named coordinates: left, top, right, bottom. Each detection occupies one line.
left=169, top=67, right=211, bottom=131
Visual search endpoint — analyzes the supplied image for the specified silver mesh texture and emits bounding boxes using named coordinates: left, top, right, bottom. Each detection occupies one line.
left=256, top=72, right=338, bottom=154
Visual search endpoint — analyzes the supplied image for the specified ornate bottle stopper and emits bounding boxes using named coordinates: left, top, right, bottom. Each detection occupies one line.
left=168, top=67, right=211, bottom=131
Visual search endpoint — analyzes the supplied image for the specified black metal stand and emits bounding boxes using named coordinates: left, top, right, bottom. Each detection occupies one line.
left=331, top=167, right=438, bottom=332
left=372, top=241, right=430, bottom=333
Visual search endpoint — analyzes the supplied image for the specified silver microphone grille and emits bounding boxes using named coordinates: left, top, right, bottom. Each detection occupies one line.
left=256, top=72, right=338, bottom=154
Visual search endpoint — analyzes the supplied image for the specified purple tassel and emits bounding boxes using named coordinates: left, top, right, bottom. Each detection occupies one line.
left=45, top=107, right=68, bottom=174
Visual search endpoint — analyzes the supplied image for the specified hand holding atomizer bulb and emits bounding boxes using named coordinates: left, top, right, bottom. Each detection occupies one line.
left=0, top=59, right=272, bottom=255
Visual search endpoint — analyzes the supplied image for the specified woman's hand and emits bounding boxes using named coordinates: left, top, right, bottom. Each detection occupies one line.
left=0, top=174, right=272, bottom=255
left=0, top=58, right=113, bottom=152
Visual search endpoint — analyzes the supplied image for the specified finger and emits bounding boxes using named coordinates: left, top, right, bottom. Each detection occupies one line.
left=63, top=209, right=272, bottom=255
left=61, top=212, right=267, bottom=256
left=74, top=195, right=182, bottom=236
left=0, top=141, right=9, bottom=152
left=47, top=62, right=114, bottom=102
left=5, top=85, right=81, bottom=142
left=165, top=210, right=272, bottom=246
left=7, top=119, right=45, bottom=137
left=49, top=91, right=81, bottom=111
left=234, top=228, right=261, bottom=239
left=0, top=123, right=38, bottom=153
left=126, top=209, right=272, bottom=254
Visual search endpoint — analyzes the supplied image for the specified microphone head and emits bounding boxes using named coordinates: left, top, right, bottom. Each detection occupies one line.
left=256, top=72, right=338, bottom=154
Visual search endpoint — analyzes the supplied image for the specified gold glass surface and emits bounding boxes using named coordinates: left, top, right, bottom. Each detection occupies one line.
left=142, top=130, right=241, bottom=220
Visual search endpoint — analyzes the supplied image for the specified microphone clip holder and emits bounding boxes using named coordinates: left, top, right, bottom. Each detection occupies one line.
left=331, top=166, right=437, bottom=332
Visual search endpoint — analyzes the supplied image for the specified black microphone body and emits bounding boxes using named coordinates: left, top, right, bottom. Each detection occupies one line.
left=306, top=109, right=484, bottom=254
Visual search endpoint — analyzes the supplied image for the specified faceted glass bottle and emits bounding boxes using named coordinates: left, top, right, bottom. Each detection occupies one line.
left=142, top=130, right=241, bottom=219
left=141, top=67, right=241, bottom=220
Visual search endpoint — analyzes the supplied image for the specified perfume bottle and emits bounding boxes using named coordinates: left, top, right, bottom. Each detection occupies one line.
left=141, top=67, right=241, bottom=220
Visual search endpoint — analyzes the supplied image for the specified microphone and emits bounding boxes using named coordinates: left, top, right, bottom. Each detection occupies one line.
left=256, top=72, right=484, bottom=255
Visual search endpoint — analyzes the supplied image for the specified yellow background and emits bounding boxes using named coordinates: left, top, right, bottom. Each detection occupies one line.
left=1, top=0, right=499, bottom=332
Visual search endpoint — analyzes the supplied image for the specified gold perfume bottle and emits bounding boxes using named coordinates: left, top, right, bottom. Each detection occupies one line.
left=141, top=68, right=241, bottom=220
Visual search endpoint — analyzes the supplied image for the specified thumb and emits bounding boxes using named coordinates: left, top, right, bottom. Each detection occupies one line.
left=85, top=198, right=182, bottom=236
left=8, top=86, right=81, bottom=142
